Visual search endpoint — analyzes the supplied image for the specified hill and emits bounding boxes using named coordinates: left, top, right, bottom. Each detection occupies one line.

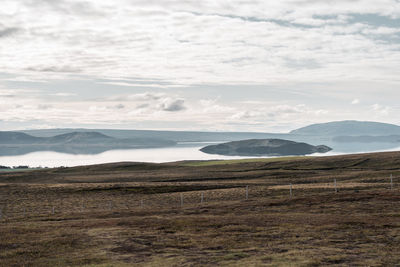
left=46, top=132, right=113, bottom=144
left=200, top=139, right=331, bottom=156
left=11, top=120, right=400, bottom=155
left=0, top=131, right=43, bottom=144
left=333, top=135, right=400, bottom=143
left=20, top=128, right=287, bottom=142
left=290, top=120, right=400, bottom=136
left=0, top=131, right=176, bottom=156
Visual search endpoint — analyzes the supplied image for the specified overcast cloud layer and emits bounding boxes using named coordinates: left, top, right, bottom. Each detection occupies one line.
left=1, top=0, right=400, bottom=132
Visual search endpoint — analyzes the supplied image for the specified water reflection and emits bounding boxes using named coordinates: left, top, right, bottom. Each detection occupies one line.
left=0, top=146, right=258, bottom=168
left=0, top=143, right=398, bottom=168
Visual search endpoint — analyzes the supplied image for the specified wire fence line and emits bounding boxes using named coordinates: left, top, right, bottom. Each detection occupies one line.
left=0, top=176, right=396, bottom=221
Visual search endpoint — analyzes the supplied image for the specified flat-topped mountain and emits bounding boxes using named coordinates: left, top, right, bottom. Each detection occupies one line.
left=291, top=120, right=400, bottom=136
left=200, top=139, right=332, bottom=156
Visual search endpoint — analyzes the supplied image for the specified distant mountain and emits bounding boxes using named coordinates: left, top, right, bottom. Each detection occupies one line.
left=0, top=131, right=42, bottom=144
left=290, top=121, right=400, bottom=136
left=200, top=139, right=332, bottom=156
left=10, top=120, right=400, bottom=155
left=333, top=135, right=400, bottom=143
left=0, top=131, right=176, bottom=156
left=46, top=132, right=113, bottom=144
left=21, top=128, right=287, bottom=142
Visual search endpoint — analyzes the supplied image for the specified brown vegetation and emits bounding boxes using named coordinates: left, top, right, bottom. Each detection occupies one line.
left=0, top=151, right=400, bottom=266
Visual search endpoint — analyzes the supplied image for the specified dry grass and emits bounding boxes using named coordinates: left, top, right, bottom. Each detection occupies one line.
left=179, top=156, right=305, bottom=167
left=0, top=151, right=400, bottom=266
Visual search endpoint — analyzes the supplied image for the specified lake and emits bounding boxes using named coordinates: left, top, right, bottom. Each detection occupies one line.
left=0, top=143, right=398, bottom=168
left=0, top=144, right=338, bottom=168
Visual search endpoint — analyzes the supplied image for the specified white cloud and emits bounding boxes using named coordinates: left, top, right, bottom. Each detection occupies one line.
left=113, top=93, right=164, bottom=102
left=37, top=104, right=52, bottom=110
left=0, top=0, right=399, bottom=86
left=230, top=111, right=258, bottom=120
left=99, top=81, right=184, bottom=88
left=0, top=0, right=400, bottom=131
left=159, top=98, right=186, bottom=112
left=113, top=103, right=125, bottom=110
left=199, top=99, right=234, bottom=113
left=372, top=103, right=390, bottom=115
left=52, top=92, right=77, bottom=97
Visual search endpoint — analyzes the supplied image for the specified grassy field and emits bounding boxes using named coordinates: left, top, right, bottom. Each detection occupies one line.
left=0, top=151, right=400, bottom=266
left=179, top=156, right=306, bottom=167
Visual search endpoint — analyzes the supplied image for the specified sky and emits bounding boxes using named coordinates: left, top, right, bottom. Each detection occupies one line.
left=1, top=0, right=400, bottom=133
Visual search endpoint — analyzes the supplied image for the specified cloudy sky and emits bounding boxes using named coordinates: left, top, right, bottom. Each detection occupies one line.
left=1, top=0, right=400, bottom=132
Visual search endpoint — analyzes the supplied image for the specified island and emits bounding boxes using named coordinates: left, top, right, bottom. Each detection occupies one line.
left=200, top=139, right=332, bottom=156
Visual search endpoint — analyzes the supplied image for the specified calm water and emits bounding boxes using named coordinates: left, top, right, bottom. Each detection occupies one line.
left=0, top=146, right=251, bottom=168
left=0, top=144, right=398, bottom=168
left=0, top=145, right=338, bottom=168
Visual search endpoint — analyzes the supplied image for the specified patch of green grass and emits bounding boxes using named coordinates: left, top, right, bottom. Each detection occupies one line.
left=180, top=156, right=306, bottom=167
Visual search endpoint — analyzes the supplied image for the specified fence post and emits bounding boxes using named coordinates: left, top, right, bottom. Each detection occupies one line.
left=290, top=184, right=293, bottom=199
left=201, top=192, right=204, bottom=204
left=246, top=185, right=249, bottom=200
left=52, top=206, right=55, bottom=215
left=140, top=200, right=143, bottom=208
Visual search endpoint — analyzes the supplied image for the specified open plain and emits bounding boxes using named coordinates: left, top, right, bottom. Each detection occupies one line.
left=0, top=151, right=399, bottom=266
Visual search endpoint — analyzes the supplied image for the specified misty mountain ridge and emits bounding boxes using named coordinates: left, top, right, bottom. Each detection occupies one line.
left=290, top=120, right=400, bottom=136
left=20, top=120, right=400, bottom=140
left=0, top=131, right=176, bottom=156
left=1, top=120, right=400, bottom=156
left=333, top=135, right=400, bottom=143
left=46, top=132, right=113, bottom=144
left=0, top=131, right=42, bottom=144
left=0, top=131, right=114, bottom=145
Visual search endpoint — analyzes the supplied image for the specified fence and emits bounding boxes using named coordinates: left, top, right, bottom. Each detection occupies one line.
left=0, top=175, right=396, bottom=221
